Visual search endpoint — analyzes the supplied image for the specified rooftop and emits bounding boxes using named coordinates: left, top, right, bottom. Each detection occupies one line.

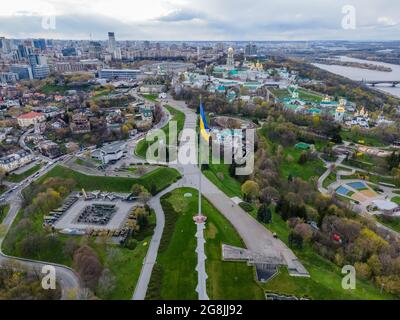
left=17, top=111, right=44, bottom=119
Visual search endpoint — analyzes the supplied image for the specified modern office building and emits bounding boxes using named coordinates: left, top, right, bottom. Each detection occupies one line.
left=108, top=32, right=116, bottom=53
left=0, top=72, right=19, bottom=83
left=32, top=64, right=50, bottom=79
left=99, top=69, right=141, bottom=80
left=10, top=64, right=33, bottom=80
left=33, top=39, right=47, bottom=51
left=62, top=47, right=77, bottom=56
left=92, top=141, right=126, bottom=165
left=245, top=43, right=257, bottom=56
left=17, top=44, right=32, bottom=60
left=89, top=41, right=102, bottom=59
left=28, top=54, right=47, bottom=66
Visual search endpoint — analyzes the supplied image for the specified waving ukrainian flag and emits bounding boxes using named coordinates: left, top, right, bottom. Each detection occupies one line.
left=199, top=103, right=210, bottom=141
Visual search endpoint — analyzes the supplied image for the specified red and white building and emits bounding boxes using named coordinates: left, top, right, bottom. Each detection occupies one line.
left=17, top=111, right=45, bottom=128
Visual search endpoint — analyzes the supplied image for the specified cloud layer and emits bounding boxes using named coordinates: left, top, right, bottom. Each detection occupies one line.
left=0, top=0, right=399, bottom=40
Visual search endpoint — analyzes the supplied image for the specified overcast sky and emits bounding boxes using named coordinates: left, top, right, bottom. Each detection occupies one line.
left=0, top=0, right=400, bottom=40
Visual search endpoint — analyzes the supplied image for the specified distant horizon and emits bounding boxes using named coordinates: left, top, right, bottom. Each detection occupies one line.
left=4, top=37, right=400, bottom=43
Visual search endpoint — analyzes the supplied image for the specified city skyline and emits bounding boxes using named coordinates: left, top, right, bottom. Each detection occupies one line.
left=1, top=0, right=400, bottom=41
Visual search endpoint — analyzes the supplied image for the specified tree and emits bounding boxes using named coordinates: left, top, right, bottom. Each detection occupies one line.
left=298, top=151, right=308, bottom=164
left=241, top=180, right=260, bottom=201
left=138, top=190, right=151, bottom=203
left=257, top=204, right=272, bottom=224
left=73, top=245, right=103, bottom=290
left=131, top=184, right=146, bottom=196
left=265, top=207, right=272, bottom=224
left=288, top=231, right=303, bottom=249
left=0, top=168, right=6, bottom=187
left=121, top=124, right=130, bottom=137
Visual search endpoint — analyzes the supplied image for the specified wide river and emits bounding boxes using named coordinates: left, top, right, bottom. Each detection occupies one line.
left=313, top=56, right=400, bottom=98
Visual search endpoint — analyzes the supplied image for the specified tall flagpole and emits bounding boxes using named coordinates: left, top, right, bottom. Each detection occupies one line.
left=198, top=95, right=202, bottom=217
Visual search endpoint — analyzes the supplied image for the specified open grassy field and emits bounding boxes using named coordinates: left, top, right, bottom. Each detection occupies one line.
left=142, top=94, right=159, bottom=102
left=376, top=215, right=400, bottom=234
left=135, top=105, right=185, bottom=159
left=270, top=88, right=290, bottom=99
left=341, top=130, right=385, bottom=147
left=280, top=146, right=326, bottom=181
left=298, top=88, right=323, bottom=103
left=5, top=164, right=42, bottom=183
left=0, top=204, right=10, bottom=224
left=202, top=163, right=243, bottom=198
left=270, top=87, right=323, bottom=103
left=39, top=165, right=181, bottom=194
left=146, top=188, right=264, bottom=300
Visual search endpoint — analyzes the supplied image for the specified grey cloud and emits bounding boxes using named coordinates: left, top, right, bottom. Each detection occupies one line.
left=156, top=9, right=205, bottom=22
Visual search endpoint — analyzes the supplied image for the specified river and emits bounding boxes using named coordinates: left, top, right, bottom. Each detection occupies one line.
left=313, top=56, right=400, bottom=98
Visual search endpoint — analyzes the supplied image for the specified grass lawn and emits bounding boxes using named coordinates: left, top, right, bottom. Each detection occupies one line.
left=281, top=146, right=326, bottom=181
left=256, top=210, right=394, bottom=299
left=0, top=204, right=10, bottom=223
left=91, top=87, right=114, bottom=100
left=323, top=172, right=337, bottom=189
left=39, top=165, right=181, bottom=195
left=391, top=197, right=400, bottom=205
left=270, top=88, right=290, bottom=99
left=94, top=213, right=156, bottom=299
left=142, top=94, right=158, bottom=102
left=202, top=163, right=243, bottom=198
left=135, top=105, right=185, bottom=159
left=5, top=164, right=42, bottom=183
left=74, top=158, right=86, bottom=166
left=341, top=130, right=385, bottom=147
left=376, top=216, right=400, bottom=234
left=147, top=188, right=264, bottom=300
left=146, top=188, right=198, bottom=300
left=298, top=88, right=323, bottom=103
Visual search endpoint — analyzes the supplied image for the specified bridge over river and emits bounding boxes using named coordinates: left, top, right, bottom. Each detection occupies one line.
left=361, top=80, right=400, bottom=87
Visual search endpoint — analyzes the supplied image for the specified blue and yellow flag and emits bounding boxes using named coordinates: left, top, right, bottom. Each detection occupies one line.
left=199, top=103, right=210, bottom=141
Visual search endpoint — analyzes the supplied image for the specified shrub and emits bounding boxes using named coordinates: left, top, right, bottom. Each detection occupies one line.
left=239, top=201, right=254, bottom=212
